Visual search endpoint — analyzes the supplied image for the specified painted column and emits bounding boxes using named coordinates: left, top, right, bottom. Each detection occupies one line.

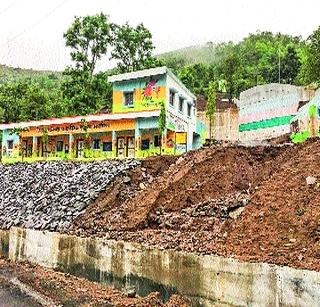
left=32, top=136, right=38, bottom=157
left=112, top=131, right=117, bottom=158
left=162, top=128, right=167, bottom=154
left=135, top=125, right=141, bottom=157
left=69, top=134, right=74, bottom=158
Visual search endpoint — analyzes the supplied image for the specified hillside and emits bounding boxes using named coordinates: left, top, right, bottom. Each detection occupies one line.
left=0, top=64, right=62, bottom=83
left=158, top=42, right=225, bottom=65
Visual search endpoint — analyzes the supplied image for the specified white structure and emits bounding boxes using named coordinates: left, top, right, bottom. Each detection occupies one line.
left=237, top=84, right=313, bottom=142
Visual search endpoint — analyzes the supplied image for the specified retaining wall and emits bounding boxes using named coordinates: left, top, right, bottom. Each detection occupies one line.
left=1, top=227, right=320, bottom=307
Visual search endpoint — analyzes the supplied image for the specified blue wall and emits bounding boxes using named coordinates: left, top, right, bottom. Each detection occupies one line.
left=2, top=129, right=19, bottom=156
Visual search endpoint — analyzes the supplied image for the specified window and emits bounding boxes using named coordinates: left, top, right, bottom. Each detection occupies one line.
left=169, top=91, right=175, bottom=106
left=187, top=104, right=192, bottom=117
left=154, top=135, right=161, bottom=147
left=56, top=141, right=63, bottom=152
left=179, top=97, right=184, bottom=113
left=7, top=140, right=13, bottom=150
left=141, top=139, right=150, bottom=150
left=124, top=91, right=134, bottom=107
left=103, top=142, right=112, bottom=152
left=93, top=139, right=100, bottom=150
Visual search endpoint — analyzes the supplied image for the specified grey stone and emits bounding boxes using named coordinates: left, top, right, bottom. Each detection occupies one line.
left=0, top=159, right=140, bottom=232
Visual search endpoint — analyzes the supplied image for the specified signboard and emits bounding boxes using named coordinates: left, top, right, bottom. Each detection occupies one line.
left=21, top=119, right=135, bottom=137
left=166, top=111, right=188, bottom=132
left=175, top=132, right=187, bottom=144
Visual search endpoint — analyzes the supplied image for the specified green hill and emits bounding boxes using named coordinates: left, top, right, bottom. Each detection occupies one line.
left=158, top=42, right=227, bottom=65
left=0, top=64, right=62, bottom=84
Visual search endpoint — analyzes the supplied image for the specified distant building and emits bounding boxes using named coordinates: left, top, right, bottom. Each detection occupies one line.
left=290, top=89, right=320, bottom=138
left=0, top=67, right=206, bottom=161
left=197, top=95, right=239, bottom=142
left=237, top=84, right=315, bottom=142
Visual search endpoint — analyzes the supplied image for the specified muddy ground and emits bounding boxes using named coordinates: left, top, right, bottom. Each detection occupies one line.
left=0, top=258, right=188, bottom=307
left=71, top=140, right=320, bottom=271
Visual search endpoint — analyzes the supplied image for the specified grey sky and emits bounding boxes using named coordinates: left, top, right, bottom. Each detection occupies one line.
left=0, top=0, right=319, bottom=71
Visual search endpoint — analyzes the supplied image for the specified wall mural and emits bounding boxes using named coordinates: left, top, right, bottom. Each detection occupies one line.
left=112, top=77, right=166, bottom=113
left=141, top=78, right=163, bottom=108
left=166, top=110, right=188, bottom=132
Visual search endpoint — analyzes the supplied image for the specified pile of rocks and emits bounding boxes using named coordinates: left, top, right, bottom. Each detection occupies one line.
left=0, top=160, right=139, bottom=231
left=148, top=192, right=250, bottom=231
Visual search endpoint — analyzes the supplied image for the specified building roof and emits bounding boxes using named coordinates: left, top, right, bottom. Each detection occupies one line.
left=108, top=66, right=196, bottom=100
left=108, top=67, right=167, bottom=83
left=0, top=110, right=160, bottom=131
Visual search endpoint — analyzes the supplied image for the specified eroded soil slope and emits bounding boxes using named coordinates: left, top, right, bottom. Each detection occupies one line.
left=72, top=140, right=320, bottom=271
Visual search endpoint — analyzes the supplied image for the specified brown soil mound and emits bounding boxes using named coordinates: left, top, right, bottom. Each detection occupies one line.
left=71, top=140, right=320, bottom=271
left=216, top=139, right=320, bottom=270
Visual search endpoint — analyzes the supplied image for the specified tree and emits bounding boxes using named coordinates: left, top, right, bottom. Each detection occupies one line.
left=63, top=13, right=111, bottom=73
left=206, top=81, right=216, bottom=139
left=0, top=81, right=28, bottom=123
left=158, top=101, right=166, bottom=155
left=62, top=13, right=112, bottom=115
left=299, top=26, right=320, bottom=85
left=111, top=23, right=158, bottom=73
left=80, top=118, right=91, bottom=151
left=280, top=46, right=301, bottom=84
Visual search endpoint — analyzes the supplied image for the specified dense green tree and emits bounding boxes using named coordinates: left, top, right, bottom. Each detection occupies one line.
left=299, top=26, right=320, bottom=85
left=63, top=13, right=111, bottom=73
left=0, top=80, right=63, bottom=123
left=280, top=46, right=301, bottom=84
left=62, top=13, right=112, bottom=115
left=0, top=81, right=28, bottom=123
left=111, top=23, right=159, bottom=73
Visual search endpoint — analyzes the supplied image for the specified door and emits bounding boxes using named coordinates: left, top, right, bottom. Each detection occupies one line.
left=127, top=137, right=135, bottom=158
left=77, top=140, right=84, bottom=158
left=117, top=137, right=126, bottom=158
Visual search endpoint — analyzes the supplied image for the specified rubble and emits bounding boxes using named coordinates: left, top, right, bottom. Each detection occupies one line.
left=0, top=160, right=139, bottom=232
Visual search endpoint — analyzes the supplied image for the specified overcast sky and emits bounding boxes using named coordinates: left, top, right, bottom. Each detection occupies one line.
left=0, top=0, right=319, bottom=71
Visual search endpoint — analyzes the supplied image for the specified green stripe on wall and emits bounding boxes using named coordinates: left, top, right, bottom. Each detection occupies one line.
left=239, top=115, right=294, bottom=132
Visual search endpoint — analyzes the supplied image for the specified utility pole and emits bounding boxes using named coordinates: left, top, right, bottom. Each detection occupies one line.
left=278, top=47, right=281, bottom=84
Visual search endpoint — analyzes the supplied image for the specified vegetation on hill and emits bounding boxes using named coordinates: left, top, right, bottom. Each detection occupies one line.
left=1, top=12, right=320, bottom=126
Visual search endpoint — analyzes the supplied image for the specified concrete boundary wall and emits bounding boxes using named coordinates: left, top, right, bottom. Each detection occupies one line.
left=1, top=227, right=320, bottom=306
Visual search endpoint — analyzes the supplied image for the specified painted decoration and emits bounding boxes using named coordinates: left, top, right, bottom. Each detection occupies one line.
left=166, top=110, right=188, bottom=132
left=112, top=76, right=166, bottom=113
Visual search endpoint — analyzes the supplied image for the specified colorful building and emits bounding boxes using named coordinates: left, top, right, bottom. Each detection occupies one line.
left=0, top=67, right=205, bottom=161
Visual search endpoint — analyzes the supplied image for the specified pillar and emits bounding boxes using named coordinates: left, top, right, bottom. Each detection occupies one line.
left=32, top=136, right=38, bottom=157
left=134, top=127, right=141, bottom=156
left=69, top=134, right=74, bottom=158
left=112, top=131, right=117, bottom=158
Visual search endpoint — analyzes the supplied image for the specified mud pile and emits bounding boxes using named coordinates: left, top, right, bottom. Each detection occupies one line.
left=72, top=140, right=320, bottom=271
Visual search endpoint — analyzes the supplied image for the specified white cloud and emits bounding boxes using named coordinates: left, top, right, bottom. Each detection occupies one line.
left=0, top=0, right=319, bottom=71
